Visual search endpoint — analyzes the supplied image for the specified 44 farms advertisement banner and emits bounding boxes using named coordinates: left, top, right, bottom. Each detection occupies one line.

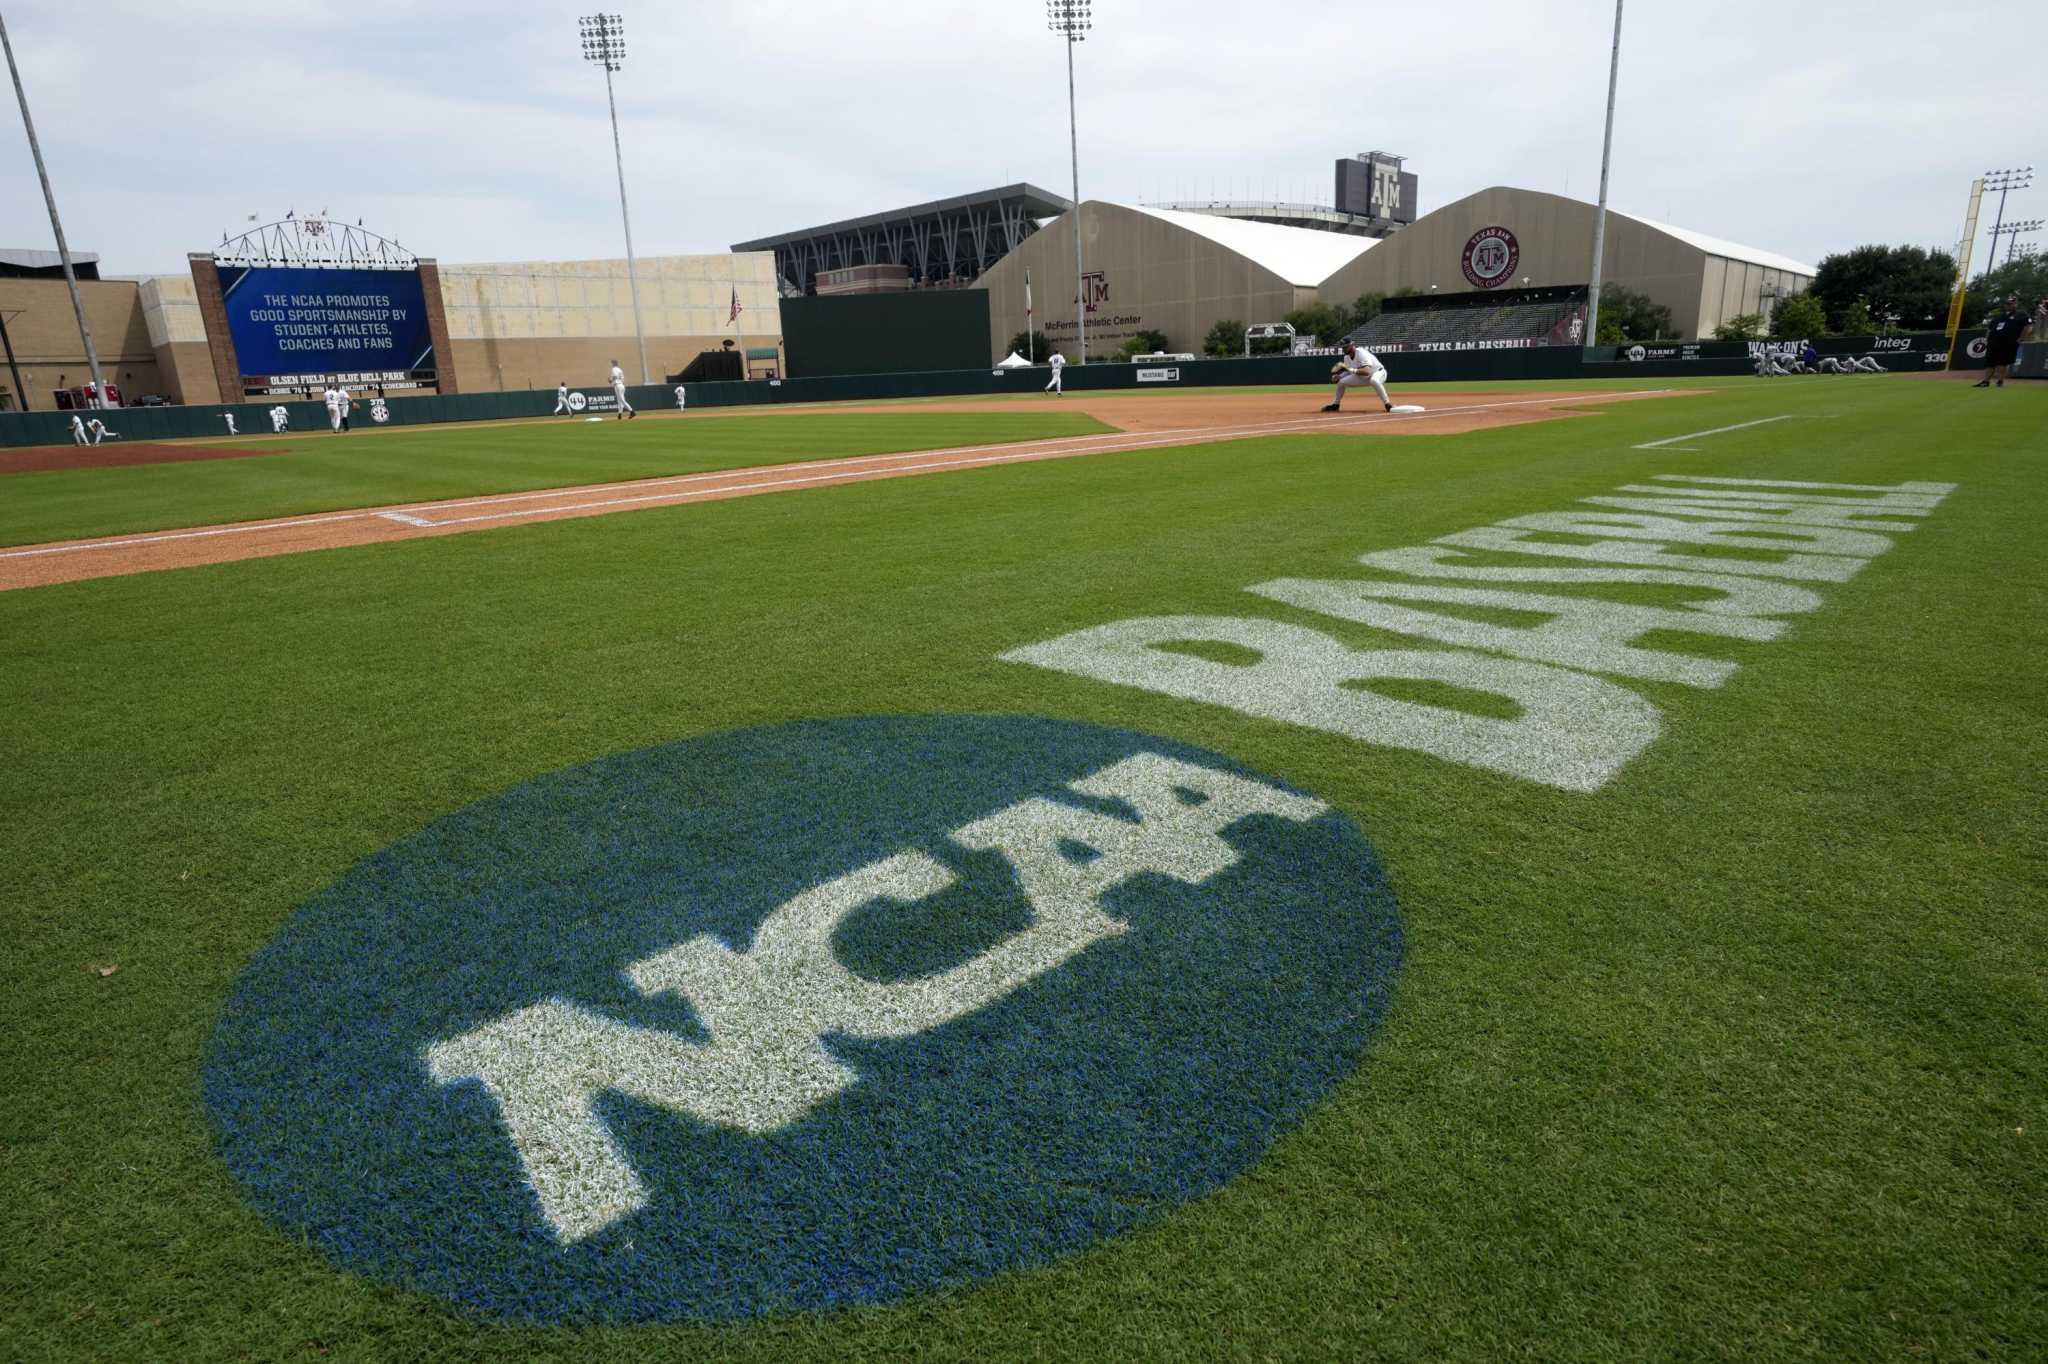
left=216, top=264, right=435, bottom=388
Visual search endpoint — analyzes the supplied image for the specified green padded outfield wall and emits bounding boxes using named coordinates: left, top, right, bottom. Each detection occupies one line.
left=0, top=331, right=1993, bottom=448
left=780, top=292, right=992, bottom=378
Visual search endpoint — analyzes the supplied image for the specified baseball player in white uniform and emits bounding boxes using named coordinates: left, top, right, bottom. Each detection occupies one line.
left=1324, top=340, right=1393, bottom=413
left=85, top=416, right=115, bottom=444
left=674, top=384, right=687, bottom=411
left=1044, top=351, right=1066, bottom=394
left=554, top=382, right=573, bottom=415
left=323, top=386, right=340, bottom=432
left=270, top=405, right=290, bottom=433
left=71, top=413, right=89, bottom=445
left=223, top=411, right=238, bottom=435
left=610, top=361, right=635, bottom=419
left=334, top=385, right=353, bottom=432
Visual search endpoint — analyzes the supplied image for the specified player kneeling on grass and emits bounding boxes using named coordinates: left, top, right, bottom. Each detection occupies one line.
left=1323, top=340, right=1393, bottom=413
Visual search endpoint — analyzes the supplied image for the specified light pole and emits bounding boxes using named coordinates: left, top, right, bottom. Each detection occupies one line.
left=580, top=14, right=650, bottom=385
left=1583, top=0, right=1625, bottom=346
left=2001, top=218, right=2043, bottom=267
left=3, top=12, right=104, bottom=408
left=1982, top=167, right=2033, bottom=264
left=1047, top=1, right=1090, bottom=365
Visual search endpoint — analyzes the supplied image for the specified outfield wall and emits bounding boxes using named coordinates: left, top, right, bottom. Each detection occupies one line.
left=0, top=331, right=1990, bottom=449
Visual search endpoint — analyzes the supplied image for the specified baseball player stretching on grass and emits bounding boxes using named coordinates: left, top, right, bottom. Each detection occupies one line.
left=610, top=360, right=636, bottom=419
left=1324, top=340, right=1393, bottom=413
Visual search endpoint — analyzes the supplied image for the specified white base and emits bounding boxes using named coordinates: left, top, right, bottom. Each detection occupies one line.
left=1390, top=404, right=1427, bottom=414
left=586, top=416, right=604, bottom=422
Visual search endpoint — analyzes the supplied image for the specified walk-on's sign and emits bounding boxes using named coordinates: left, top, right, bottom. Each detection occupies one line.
left=204, top=716, right=1402, bottom=1321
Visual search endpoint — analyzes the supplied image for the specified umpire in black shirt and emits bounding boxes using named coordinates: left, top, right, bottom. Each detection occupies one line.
left=1976, top=295, right=2034, bottom=387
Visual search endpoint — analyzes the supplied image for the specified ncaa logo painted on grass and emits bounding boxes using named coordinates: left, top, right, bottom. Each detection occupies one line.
left=203, top=716, right=1402, bottom=1322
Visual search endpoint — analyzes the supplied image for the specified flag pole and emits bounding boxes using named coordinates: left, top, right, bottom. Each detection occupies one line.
left=1025, top=268, right=1035, bottom=362
left=731, top=287, right=748, bottom=378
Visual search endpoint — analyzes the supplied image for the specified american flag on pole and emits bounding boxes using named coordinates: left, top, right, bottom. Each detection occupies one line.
left=1024, top=269, right=1033, bottom=322
left=729, top=287, right=742, bottom=323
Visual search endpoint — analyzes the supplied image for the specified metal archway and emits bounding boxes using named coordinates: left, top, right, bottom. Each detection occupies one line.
left=215, top=215, right=416, bottom=270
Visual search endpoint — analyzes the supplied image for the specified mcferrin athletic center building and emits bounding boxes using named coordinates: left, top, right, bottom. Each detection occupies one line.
left=979, top=186, right=1816, bottom=361
left=0, top=182, right=1814, bottom=410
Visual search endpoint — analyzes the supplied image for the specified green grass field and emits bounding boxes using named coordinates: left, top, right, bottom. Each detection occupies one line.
left=2, top=377, right=2041, bottom=1361
left=0, top=409, right=1111, bottom=546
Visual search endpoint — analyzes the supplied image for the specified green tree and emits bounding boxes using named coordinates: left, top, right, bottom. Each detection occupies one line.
left=1838, top=300, right=1876, bottom=335
left=1809, top=245, right=1955, bottom=332
left=1768, top=293, right=1827, bottom=339
left=1005, top=330, right=1051, bottom=361
left=1283, top=302, right=1349, bottom=347
left=1597, top=283, right=1675, bottom=341
left=1203, top=319, right=1243, bottom=357
left=1712, top=313, right=1765, bottom=341
left=1962, top=255, right=2048, bottom=326
left=1349, top=293, right=1385, bottom=330
left=1116, top=328, right=1170, bottom=357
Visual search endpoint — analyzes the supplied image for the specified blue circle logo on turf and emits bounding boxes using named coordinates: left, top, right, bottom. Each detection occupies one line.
left=202, top=716, right=1402, bottom=1322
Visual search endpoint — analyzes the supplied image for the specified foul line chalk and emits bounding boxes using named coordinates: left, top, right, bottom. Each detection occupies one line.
left=1633, top=414, right=1793, bottom=449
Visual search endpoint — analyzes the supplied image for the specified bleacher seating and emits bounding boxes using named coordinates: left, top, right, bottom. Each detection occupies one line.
left=1350, top=296, right=1583, bottom=350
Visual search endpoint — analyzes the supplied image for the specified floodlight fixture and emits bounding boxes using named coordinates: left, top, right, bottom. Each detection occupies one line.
left=2002, top=218, right=2044, bottom=267
left=580, top=13, right=625, bottom=71
left=1982, top=166, right=2034, bottom=268
left=1046, top=2, right=1091, bottom=38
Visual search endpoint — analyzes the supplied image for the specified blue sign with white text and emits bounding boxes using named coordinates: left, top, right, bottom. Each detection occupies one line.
left=216, top=264, right=433, bottom=381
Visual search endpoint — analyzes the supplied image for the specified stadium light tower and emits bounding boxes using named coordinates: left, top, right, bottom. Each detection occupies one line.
left=580, top=14, right=650, bottom=384
left=1582, top=0, right=1625, bottom=348
left=1982, top=167, right=2032, bottom=266
left=1048, top=1, right=1090, bottom=364
left=2001, top=218, right=2042, bottom=267
left=2, top=12, right=104, bottom=409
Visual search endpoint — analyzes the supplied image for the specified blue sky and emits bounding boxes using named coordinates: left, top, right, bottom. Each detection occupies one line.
left=3, top=1, right=2041, bottom=276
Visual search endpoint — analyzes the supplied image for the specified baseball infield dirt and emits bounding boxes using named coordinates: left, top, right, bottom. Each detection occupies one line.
left=0, top=388, right=1690, bottom=592
left=1, top=440, right=296, bottom=475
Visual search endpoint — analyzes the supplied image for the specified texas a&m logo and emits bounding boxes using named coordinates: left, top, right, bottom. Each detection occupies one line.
left=1078, top=270, right=1109, bottom=313
left=1461, top=226, right=1521, bottom=289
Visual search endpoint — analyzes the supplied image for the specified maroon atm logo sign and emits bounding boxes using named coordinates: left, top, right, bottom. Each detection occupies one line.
left=1461, top=227, right=1520, bottom=289
left=1078, top=272, right=1109, bottom=313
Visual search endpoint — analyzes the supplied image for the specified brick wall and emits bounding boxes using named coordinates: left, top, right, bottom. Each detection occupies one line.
left=416, top=259, right=458, bottom=394
left=187, top=255, right=244, bottom=403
